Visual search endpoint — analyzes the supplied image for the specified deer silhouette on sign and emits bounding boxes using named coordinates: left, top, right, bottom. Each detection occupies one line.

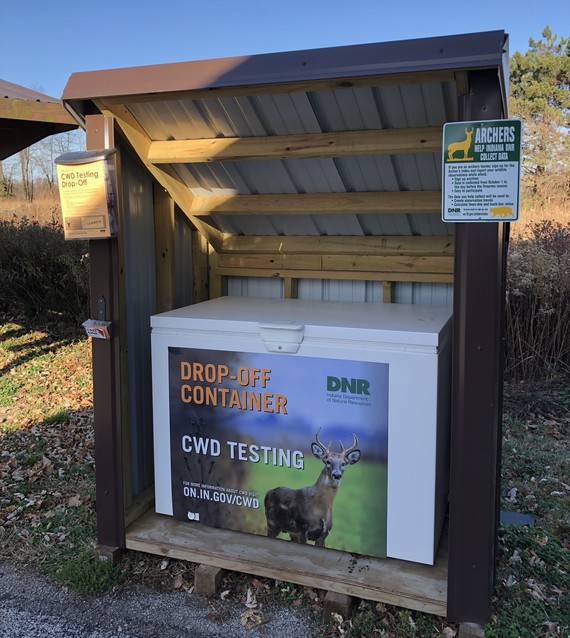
left=447, top=127, right=475, bottom=161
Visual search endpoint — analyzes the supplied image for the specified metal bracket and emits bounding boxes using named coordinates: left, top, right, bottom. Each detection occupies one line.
left=98, top=296, right=106, bottom=321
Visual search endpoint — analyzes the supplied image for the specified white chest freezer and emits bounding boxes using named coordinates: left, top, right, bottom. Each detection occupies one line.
left=151, top=297, right=452, bottom=565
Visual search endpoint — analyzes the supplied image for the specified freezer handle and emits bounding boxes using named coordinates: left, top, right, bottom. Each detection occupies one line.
left=257, top=322, right=305, bottom=354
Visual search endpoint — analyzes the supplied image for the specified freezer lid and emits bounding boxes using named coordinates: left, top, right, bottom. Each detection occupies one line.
left=151, top=297, right=452, bottom=347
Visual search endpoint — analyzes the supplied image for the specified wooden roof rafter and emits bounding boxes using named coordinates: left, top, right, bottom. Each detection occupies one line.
left=98, top=101, right=225, bottom=251
left=146, top=127, right=442, bottom=164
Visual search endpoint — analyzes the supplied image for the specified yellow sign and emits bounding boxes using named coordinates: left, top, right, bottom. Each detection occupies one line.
left=56, top=156, right=117, bottom=240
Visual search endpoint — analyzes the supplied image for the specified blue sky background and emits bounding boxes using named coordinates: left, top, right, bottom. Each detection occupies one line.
left=2, top=0, right=568, bottom=99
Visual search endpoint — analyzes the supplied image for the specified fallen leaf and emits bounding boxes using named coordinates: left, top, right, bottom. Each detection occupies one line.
left=245, top=587, right=257, bottom=609
left=240, top=609, right=267, bottom=630
left=173, top=575, right=185, bottom=590
left=66, top=495, right=81, bottom=507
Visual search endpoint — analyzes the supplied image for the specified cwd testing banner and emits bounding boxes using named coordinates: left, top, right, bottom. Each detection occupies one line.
left=168, top=347, right=389, bottom=558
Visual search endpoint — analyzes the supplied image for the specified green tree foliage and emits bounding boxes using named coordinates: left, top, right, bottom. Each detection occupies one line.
left=509, top=27, right=570, bottom=203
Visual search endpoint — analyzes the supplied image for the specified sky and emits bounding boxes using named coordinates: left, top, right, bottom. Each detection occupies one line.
left=2, top=0, right=568, bottom=99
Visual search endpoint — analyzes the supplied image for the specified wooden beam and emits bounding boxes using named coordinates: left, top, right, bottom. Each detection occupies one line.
left=147, top=127, right=441, bottom=164
left=191, top=230, right=209, bottom=304
left=215, top=266, right=453, bottom=284
left=190, top=191, right=442, bottom=215
left=217, top=253, right=453, bottom=275
left=126, top=509, right=448, bottom=617
left=217, top=254, right=322, bottom=270
left=454, top=72, right=470, bottom=96
left=283, top=278, right=298, bottom=299
left=323, top=254, right=453, bottom=274
left=97, top=102, right=225, bottom=252
left=382, top=282, right=393, bottom=303
left=153, top=185, right=175, bottom=313
left=221, top=235, right=455, bottom=256
left=0, top=98, right=77, bottom=125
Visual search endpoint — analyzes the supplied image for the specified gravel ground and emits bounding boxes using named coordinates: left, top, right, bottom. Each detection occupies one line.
left=0, top=563, right=320, bottom=638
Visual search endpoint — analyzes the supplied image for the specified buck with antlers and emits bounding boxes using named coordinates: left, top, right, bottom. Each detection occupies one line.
left=264, top=428, right=361, bottom=547
left=447, top=126, right=474, bottom=161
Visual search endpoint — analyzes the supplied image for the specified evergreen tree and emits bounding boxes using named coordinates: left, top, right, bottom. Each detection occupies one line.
left=509, top=27, right=570, bottom=203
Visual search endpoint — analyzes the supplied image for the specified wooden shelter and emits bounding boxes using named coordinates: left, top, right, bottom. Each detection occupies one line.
left=0, top=79, right=77, bottom=160
left=61, top=30, right=511, bottom=633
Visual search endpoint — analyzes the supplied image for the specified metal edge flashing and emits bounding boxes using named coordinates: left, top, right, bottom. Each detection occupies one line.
left=61, top=30, right=507, bottom=102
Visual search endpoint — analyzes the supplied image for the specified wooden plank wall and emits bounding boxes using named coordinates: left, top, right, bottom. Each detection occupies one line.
left=208, top=234, right=455, bottom=303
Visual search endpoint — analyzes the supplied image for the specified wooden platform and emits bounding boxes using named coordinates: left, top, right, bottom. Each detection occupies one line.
left=126, top=511, right=448, bottom=616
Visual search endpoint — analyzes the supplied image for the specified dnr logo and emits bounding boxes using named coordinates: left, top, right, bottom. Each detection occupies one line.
left=327, top=376, right=370, bottom=396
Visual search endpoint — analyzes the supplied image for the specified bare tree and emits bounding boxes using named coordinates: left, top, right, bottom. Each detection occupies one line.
left=19, top=147, right=34, bottom=202
left=33, top=129, right=86, bottom=190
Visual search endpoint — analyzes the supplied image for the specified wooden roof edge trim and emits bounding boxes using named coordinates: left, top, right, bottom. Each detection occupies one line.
left=61, top=30, right=506, bottom=103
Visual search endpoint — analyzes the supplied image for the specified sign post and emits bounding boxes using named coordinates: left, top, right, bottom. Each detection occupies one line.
left=442, top=119, right=521, bottom=222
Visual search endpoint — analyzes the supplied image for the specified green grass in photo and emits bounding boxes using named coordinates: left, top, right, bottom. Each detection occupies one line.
left=246, top=456, right=387, bottom=557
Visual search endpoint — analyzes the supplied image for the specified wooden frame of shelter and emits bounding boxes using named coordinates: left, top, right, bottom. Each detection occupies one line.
left=0, top=79, right=77, bottom=161
left=61, top=30, right=510, bottom=634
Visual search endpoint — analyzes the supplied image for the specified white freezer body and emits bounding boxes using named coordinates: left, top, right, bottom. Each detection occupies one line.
left=151, top=297, right=452, bottom=565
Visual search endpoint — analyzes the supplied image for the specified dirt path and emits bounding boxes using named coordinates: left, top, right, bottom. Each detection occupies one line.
left=0, top=562, right=318, bottom=638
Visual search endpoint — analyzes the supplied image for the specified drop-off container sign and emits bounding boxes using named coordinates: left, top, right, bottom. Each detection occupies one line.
left=442, top=119, right=521, bottom=222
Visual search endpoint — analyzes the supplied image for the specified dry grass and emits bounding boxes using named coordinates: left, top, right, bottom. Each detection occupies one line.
left=512, top=201, right=569, bottom=238
left=0, top=194, right=63, bottom=225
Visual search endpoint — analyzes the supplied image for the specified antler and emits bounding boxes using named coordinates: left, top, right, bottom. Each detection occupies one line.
left=314, top=427, right=331, bottom=453
left=340, top=433, right=359, bottom=455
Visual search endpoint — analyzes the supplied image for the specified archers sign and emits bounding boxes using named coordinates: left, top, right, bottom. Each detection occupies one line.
left=442, top=119, right=522, bottom=222
left=55, top=150, right=118, bottom=240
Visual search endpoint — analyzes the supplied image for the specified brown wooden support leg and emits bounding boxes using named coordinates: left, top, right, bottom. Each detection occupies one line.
left=95, top=545, right=124, bottom=566
left=458, top=622, right=485, bottom=637
left=323, top=591, right=358, bottom=620
left=194, top=564, right=227, bottom=595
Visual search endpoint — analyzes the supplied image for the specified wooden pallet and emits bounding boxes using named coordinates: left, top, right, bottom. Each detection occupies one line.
left=126, top=510, right=448, bottom=616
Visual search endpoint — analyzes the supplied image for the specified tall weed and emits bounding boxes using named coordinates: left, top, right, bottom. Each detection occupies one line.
left=0, top=217, right=89, bottom=323
left=506, top=220, right=570, bottom=381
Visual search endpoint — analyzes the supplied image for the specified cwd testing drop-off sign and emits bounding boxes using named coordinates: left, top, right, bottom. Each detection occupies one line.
left=442, top=119, right=522, bottom=222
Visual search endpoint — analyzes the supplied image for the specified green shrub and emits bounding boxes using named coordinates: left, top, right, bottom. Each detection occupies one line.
left=0, top=217, right=89, bottom=324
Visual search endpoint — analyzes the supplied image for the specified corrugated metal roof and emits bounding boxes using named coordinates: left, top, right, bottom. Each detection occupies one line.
left=131, top=80, right=458, bottom=237
left=61, top=31, right=509, bottom=240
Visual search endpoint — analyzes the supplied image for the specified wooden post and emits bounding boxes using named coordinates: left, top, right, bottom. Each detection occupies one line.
left=447, top=69, right=507, bottom=626
left=85, top=115, right=125, bottom=553
left=153, top=185, right=176, bottom=312
left=191, top=230, right=209, bottom=303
